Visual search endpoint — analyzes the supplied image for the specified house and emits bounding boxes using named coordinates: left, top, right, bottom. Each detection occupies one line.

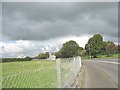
left=17, top=56, right=23, bottom=58
left=17, top=56, right=26, bottom=58
left=47, top=52, right=56, bottom=60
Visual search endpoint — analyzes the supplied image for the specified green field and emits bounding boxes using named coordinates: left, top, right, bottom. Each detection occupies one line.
left=2, top=60, right=57, bottom=88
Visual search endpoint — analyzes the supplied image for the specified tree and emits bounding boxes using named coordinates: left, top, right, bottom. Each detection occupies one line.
left=85, top=43, right=90, bottom=56
left=80, top=50, right=86, bottom=56
left=24, top=56, right=32, bottom=61
left=85, top=34, right=104, bottom=58
left=56, top=40, right=83, bottom=58
left=105, top=41, right=117, bottom=56
left=55, top=51, right=62, bottom=58
left=118, top=44, right=120, bottom=54
left=100, top=41, right=107, bottom=55
left=36, top=52, right=49, bottom=59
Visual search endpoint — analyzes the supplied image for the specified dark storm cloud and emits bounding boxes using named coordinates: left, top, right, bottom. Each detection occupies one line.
left=2, top=2, right=118, bottom=42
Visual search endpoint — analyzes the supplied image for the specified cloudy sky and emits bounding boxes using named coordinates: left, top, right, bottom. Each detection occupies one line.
left=1, top=2, right=118, bottom=58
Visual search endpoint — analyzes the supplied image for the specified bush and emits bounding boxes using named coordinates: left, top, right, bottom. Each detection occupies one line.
left=2, top=57, right=32, bottom=62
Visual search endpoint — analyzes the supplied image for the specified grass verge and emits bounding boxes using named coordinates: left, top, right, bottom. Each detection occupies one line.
left=82, top=54, right=120, bottom=60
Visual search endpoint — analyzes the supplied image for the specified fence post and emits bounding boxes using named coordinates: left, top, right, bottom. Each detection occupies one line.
left=79, top=56, right=81, bottom=69
left=0, top=61, right=1, bottom=89
left=73, top=57, right=76, bottom=78
left=56, top=59, right=62, bottom=88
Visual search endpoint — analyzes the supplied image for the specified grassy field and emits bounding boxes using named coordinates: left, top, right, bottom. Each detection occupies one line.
left=2, top=60, right=57, bottom=88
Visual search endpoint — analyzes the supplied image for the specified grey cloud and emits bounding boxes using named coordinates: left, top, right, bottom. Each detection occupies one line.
left=3, top=2, right=116, bottom=22
left=2, top=2, right=118, bottom=43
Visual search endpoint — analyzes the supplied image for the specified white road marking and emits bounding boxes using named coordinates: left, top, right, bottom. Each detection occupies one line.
left=83, top=60, right=120, bottom=64
left=96, top=61, right=119, bottom=64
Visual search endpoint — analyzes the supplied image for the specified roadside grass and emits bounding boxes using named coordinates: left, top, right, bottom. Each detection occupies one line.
left=2, top=60, right=57, bottom=88
left=97, top=54, right=120, bottom=59
left=82, top=54, right=120, bottom=60
left=81, top=55, right=91, bottom=60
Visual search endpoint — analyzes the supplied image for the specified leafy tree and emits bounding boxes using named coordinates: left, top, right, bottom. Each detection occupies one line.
left=55, top=51, right=62, bottom=58
left=36, top=52, right=49, bottom=59
left=85, top=34, right=104, bottom=58
left=100, top=41, right=107, bottom=55
left=118, top=44, right=120, bottom=54
left=80, top=50, right=86, bottom=56
left=85, top=43, right=90, bottom=56
left=45, top=52, right=49, bottom=58
left=85, top=34, right=118, bottom=58
left=56, top=40, right=83, bottom=58
left=105, top=41, right=117, bottom=56
left=24, top=56, right=32, bottom=61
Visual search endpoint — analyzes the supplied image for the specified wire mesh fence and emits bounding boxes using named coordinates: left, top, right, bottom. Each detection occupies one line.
left=56, top=56, right=81, bottom=88
left=0, top=59, right=2, bottom=90
left=2, top=60, right=57, bottom=88
left=2, top=69, right=57, bottom=88
left=2, top=56, right=81, bottom=88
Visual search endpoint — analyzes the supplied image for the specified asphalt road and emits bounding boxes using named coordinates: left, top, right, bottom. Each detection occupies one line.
left=82, top=59, right=119, bottom=88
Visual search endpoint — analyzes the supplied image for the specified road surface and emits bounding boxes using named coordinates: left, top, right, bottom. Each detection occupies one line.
left=82, top=59, right=119, bottom=88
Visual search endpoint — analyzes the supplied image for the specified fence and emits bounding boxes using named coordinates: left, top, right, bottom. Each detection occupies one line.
left=56, top=56, right=81, bottom=88
left=2, top=56, right=81, bottom=88
left=2, top=60, right=57, bottom=88
left=0, top=60, right=2, bottom=90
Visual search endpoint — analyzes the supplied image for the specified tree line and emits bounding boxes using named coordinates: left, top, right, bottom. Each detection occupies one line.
left=55, top=34, right=119, bottom=58
left=2, top=56, right=32, bottom=62
left=36, top=34, right=119, bottom=59
left=2, top=34, right=120, bottom=62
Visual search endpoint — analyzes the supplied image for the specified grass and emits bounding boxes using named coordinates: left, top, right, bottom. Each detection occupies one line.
left=2, top=60, right=57, bottom=88
left=82, top=54, right=120, bottom=60
left=97, top=54, right=120, bottom=59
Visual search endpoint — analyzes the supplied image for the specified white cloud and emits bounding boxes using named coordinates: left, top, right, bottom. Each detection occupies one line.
left=1, top=35, right=90, bottom=57
left=57, top=35, right=90, bottom=48
left=1, top=34, right=118, bottom=58
left=1, top=2, right=118, bottom=58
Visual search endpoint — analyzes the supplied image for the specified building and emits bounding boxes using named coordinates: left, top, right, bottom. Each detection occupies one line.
left=17, top=56, right=26, bottom=58
left=47, top=52, right=56, bottom=60
left=17, top=56, right=23, bottom=58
